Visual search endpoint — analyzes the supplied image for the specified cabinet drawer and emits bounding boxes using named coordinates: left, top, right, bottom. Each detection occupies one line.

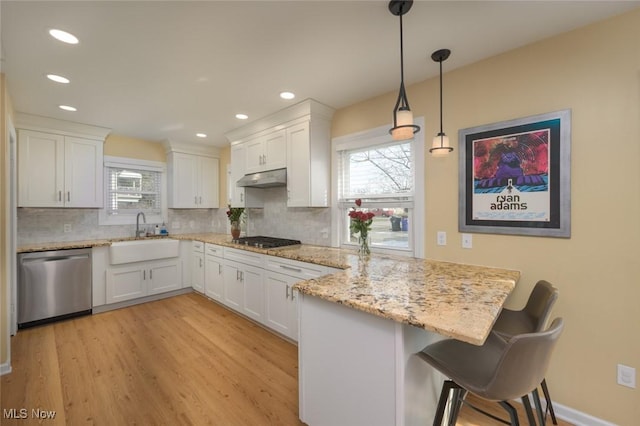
left=265, top=256, right=326, bottom=280
left=205, top=243, right=223, bottom=258
left=192, top=241, right=204, bottom=253
left=223, top=247, right=264, bottom=268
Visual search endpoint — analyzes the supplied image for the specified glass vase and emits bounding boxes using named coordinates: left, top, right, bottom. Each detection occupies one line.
left=231, top=221, right=241, bottom=239
left=358, top=232, right=371, bottom=257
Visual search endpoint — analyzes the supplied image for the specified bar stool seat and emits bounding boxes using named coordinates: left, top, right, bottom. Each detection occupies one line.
left=493, top=280, right=560, bottom=424
left=418, top=318, right=564, bottom=426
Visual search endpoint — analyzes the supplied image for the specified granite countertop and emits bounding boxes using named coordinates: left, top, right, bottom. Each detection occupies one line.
left=17, top=233, right=519, bottom=344
left=293, top=254, right=520, bottom=346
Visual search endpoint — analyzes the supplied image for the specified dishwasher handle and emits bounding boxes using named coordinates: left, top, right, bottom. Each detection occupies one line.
left=22, top=254, right=90, bottom=263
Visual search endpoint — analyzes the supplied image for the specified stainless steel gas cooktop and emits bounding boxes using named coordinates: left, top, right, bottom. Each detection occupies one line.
left=231, top=236, right=301, bottom=249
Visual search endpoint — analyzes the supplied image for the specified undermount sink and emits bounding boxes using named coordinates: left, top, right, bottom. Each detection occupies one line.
left=109, top=239, right=180, bottom=265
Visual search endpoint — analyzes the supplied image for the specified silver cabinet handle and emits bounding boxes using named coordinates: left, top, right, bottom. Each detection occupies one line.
left=58, top=191, right=62, bottom=201
left=286, top=284, right=290, bottom=299
left=218, top=264, right=222, bottom=274
left=236, top=270, right=239, bottom=281
left=240, top=192, right=244, bottom=202
left=143, top=270, right=146, bottom=280
left=280, top=265, right=302, bottom=273
left=199, top=196, right=202, bottom=204
left=67, top=191, right=70, bottom=202
left=150, top=269, right=152, bottom=279
left=200, top=258, right=203, bottom=268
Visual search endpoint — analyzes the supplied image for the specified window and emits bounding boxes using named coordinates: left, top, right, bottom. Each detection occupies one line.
left=99, top=156, right=166, bottom=225
left=333, top=119, right=424, bottom=257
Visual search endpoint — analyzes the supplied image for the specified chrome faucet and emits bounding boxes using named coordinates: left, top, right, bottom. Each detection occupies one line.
left=136, top=212, right=146, bottom=238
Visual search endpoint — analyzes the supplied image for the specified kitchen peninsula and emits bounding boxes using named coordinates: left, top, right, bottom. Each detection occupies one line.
left=293, top=254, right=520, bottom=426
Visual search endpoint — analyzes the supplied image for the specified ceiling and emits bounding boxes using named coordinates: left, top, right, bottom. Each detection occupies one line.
left=2, top=1, right=638, bottom=147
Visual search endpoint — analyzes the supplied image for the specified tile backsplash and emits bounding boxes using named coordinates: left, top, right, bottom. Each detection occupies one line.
left=17, top=190, right=331, bottom=247
left=17, top=208, right=228, bottom=245
left=244, top=187, right=331, bottom=246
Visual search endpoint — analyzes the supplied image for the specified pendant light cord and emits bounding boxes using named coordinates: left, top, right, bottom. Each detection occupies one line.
left=439, top=58, right=443, bottom=134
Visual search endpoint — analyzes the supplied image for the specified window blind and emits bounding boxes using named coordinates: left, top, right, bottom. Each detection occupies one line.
left=338, top=140, right=414, bottom=202
left=106, top=166, right=162, bottom=216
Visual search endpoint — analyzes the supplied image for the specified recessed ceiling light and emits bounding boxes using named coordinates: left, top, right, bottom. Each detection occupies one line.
left=47, top=74, right=70, bottom=84
left=235, top=113, right=248, bottom=120
left=280, top=92, right=295, bottom=100
left=196, top=133, right=207, bottom=138
left=59, top=105, right=77, bottom=112
left=49, top=29, right=79, bottom=44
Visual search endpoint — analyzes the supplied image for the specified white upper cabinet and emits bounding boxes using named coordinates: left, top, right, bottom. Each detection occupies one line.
left=16, top=114, right=109, bottom=208
left=286, top=118, right=331, bottom=207
left=167, top=151, right=219, bottom=209
left=245, top=129, right=286, bottom=174
left=229, top=141, right=264, bottom=209
left=225, top=99, right=334, bottom=208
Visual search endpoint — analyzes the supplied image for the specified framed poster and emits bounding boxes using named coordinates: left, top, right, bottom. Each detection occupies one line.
left=458, top=110, right=571, bottom=237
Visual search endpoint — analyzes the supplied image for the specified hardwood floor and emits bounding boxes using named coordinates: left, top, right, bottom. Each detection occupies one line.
left=1, top=293, right=571, bottom=425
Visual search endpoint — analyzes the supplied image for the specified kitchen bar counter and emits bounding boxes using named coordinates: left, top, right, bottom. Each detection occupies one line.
left=294, top=254, right=519, bottom=345
left=293, top=254, right=519, bottom=426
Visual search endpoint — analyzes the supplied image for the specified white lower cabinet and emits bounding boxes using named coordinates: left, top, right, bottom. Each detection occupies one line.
left=106, top=258, right=181, bottom=304
left=185, top=242, right=339, bottom=342
left=223, top=248, right=265, bottom=324
left=192, top=241, right=205, bottom=293
left=223, top=260, right=244, bottom=311
left=264, top=271, right=299, bottom=341
left=204, top=244, right=224, bottom=302
left=264, top=257, right=328, bottom=342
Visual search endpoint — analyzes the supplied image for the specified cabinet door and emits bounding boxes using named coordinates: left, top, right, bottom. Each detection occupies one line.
left=205, top=255, right=224, bottom=302
left=263, top=129, right=286, bottom=171
left=286, top=122, right=312, bottom=207
left=223, top=260, right=243, bottom=311
left=199, top=156, right=219, bottom=208
left=169, top=153, right=198, bottom=208
left=245, top=137, right=264, bottom=174
left=149, top=259, right=182, bottom=295
left=106, top=264, right=146, bottom=304
left=242, top=264, right=265, bottom=324
left=192, top=252, right=205, bottom=293
left=265, top=271, right=298, bottom=340
left=64, top=136, right=103, bottom=208
left=230, top=144, right=246, bottom=207
left=18, top=130, right=64, bottom=207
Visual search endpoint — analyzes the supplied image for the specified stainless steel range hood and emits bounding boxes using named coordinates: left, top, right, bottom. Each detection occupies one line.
left=236, top=168, right=287, bottom=188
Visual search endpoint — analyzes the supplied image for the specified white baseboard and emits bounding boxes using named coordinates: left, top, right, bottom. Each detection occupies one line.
left=553, top=401, right=619, bottom=426
left=0, top=362, right=12, bottom=376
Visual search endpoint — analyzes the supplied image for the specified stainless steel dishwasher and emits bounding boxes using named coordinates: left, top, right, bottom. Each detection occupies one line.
left=18, top=248, right=92, bottom=328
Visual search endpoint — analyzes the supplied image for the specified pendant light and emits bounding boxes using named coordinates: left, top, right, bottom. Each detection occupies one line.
left=389, top=0, right=420, bottom=141
left=430, top=48, right=453, bottom=155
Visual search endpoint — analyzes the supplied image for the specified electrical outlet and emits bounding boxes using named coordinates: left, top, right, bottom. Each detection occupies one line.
left=462, top=233, right=472, bottom=249
left=63, top=224, right=72, bottom=233
left=437, top=231, right=447, bottom=246
left=617, top=364, right=636, bottom=388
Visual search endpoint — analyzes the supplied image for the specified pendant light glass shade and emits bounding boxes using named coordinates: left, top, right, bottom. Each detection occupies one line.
left=431, top=133, right=451, bottom=156
left=430, top=48, right=453, bottom=155
left=392, top=108, right=415, bottom=140
left=389, top=1, right=419, bottom=141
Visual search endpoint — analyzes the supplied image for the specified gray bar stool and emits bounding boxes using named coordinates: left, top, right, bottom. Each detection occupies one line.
left=418, top=318, right=564, bottom=426
left=493, top=280, right=559, bottom=425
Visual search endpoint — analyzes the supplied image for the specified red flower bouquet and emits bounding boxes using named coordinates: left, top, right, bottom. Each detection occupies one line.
left=348, top=199, right=374, bottom=255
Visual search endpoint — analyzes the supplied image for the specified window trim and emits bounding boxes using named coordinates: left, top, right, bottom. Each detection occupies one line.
left=331, top=118, right=425, bottom=258
left=98, top=156, right=167, bottom=226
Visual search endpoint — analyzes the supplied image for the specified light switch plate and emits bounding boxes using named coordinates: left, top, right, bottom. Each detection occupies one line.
left=462, top=233, right=473, bottom=249
left=617, top=364, right=636, bottom=388
left=437, top=231, right=446, bottom=246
